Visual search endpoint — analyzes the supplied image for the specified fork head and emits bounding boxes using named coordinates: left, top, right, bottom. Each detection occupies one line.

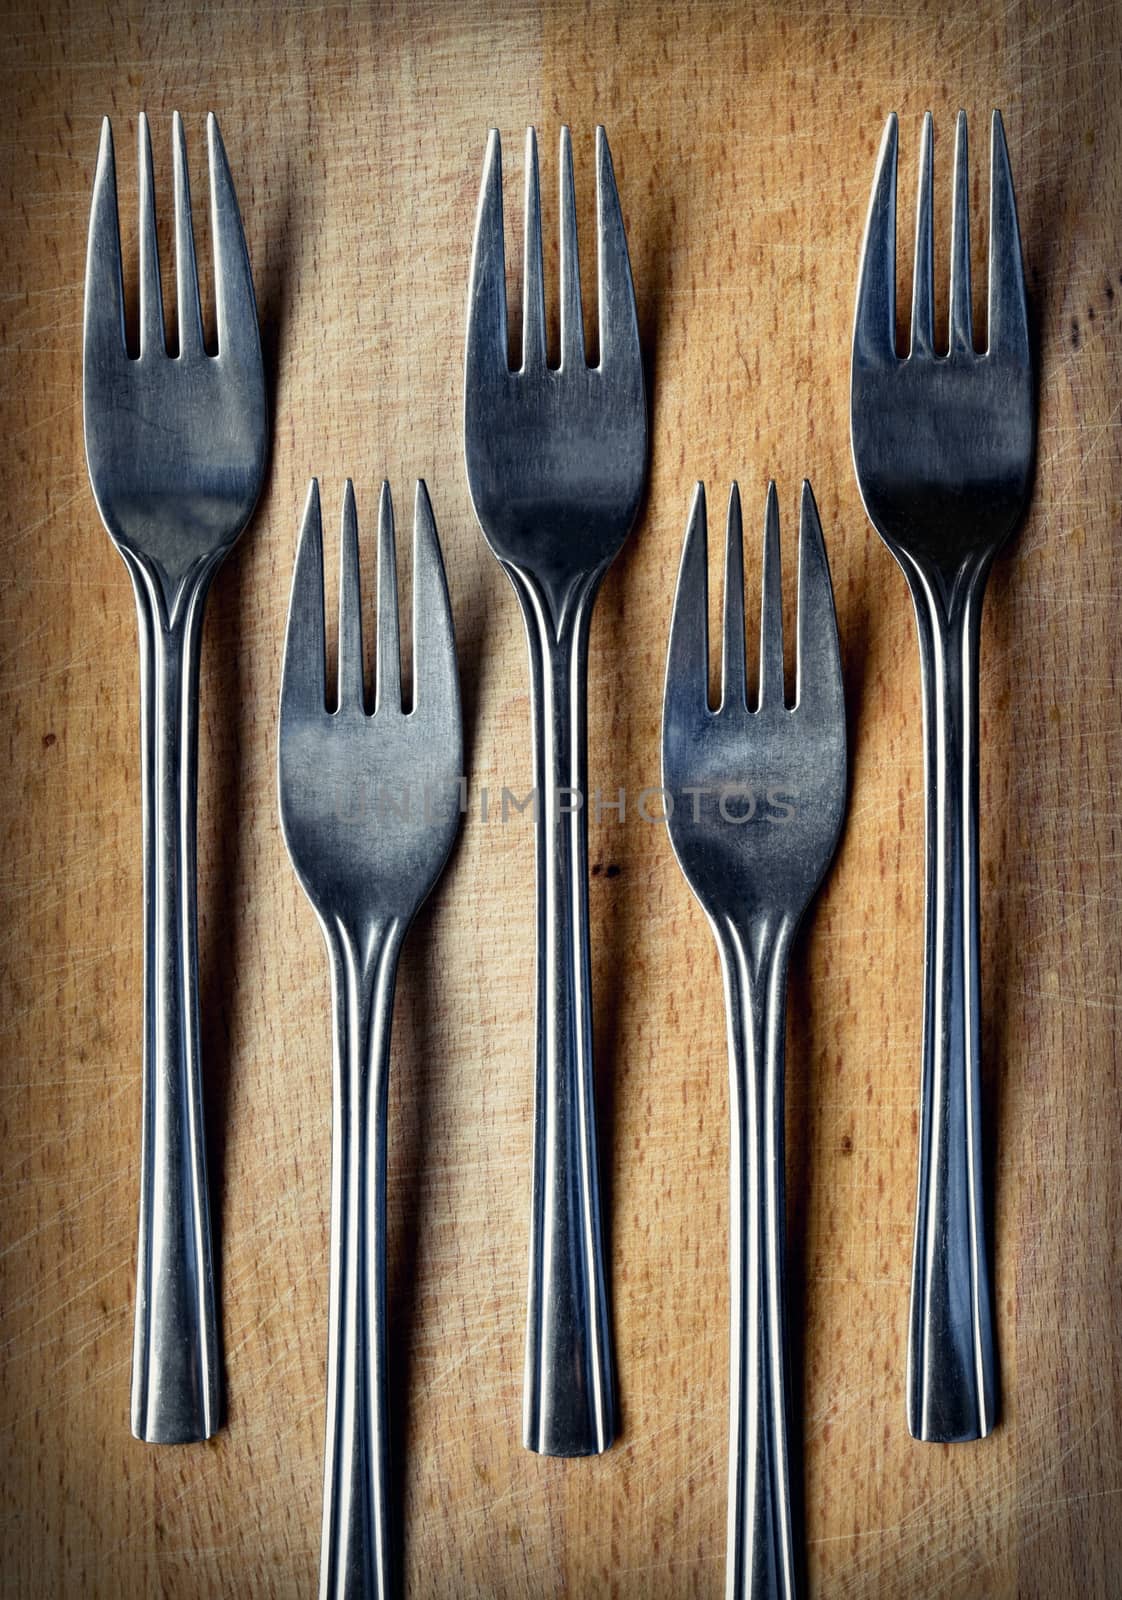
left=662, top=482, right=846, bottom=931
left=83, top=114, right=267, bottom=611
left=850, top=111, right=1034, bottom=591
left=464, top=127, right=646, bottom=620
left=278, top=481, right=463, bottom=934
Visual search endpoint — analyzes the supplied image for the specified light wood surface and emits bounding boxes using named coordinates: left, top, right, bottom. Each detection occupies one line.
left=3, top=1, right=1120, bottom=1594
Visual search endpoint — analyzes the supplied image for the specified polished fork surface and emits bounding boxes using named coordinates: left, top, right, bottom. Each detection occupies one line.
left=278, top=481, right=462, bottom=1600
left=83, top=113, right=267, bottom=1443
left=850, top=110, right=1034, bottom=1443
left=662, top=482, right=846, bottom=1600
left=464, top=126, right=647, bottom=1456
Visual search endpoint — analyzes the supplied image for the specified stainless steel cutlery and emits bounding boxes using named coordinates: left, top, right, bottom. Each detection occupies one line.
left=83, top=112, right=267, bottom=1444
left=278, top=480, right=462, bottom=1600
left=81, top=94, right=1039, bottom=1596
left=850, top=110, right=1034, bottom=1444
left=663, top=481, right=846, bottom=1600
left=464, top=125, right=647, bottom=1456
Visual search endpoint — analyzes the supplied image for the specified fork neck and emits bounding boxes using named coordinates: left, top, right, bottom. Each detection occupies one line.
left=716, top=911, right=796, bottom=996
left=899, top=547, right=993, bottom=632
left=505, top=561, right=608, bottom=651
left=321, top=915, right=406, bottom=1002
left=128, top=545, right=231, bottom=637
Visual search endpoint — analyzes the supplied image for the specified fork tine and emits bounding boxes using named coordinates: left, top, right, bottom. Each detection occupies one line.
left=665, top=484, right=710, bottom=720
left=375, top=482, right=402, bottom=715
left=84, top=119, right=127, bottom=363
left=559, top=126, right=586, bottom=370
left=137, top=114, right=165, bottom=358
left=595, top=126, right=640, bottom=370
left=987, top=110, right=1029, bottom=359
left=522, top=129, right=547, bottom=372
left=721, top=483, right=747, bottom=711
left=910, top=112, right=935, bottom=357
left=758, top=481, right=785, bottom=709
left=795, top=481, right=843, bottom=716
left=338, top=480, right=365, bottom=711
left=949, top=110, right=973, bottom=355
left=466, top=130, right=509, bottom=378
left=281, top=480, right=327, bottom=721
left=208, top=114, right=260, bottom=363
left=411, top=481, right=458, bottom=714
left=853, top=113, right=898, bottom=362
left=172, top=112, right=205, bottom=357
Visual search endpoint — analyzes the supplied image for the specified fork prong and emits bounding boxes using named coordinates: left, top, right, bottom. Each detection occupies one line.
left=137, top=114, right=166, bottom=358
left=665, top=484, right=710, bottom=720
left=466, top=130, right=509, bottom=378
left=595, top=126, right=640, bottom=371
left=949, top=111, right=973, bottom=355
left=522, top=129, right=547, bottom=372
left=721, top=484, right=747, bottom=712
left=758, top=481, right=785, bottom=710
left=208, top=114, right=260, bottom=363
left=338, top=480, right=365, bottom=711
left=411, top=481, right=458, bottom=714
left=910, top=112, right=935, bottom=357
left=84, top=119, right=127, bottom=363
left=795, top=481, right=843, bottom=717
left=281, top=480, right=327, bottom=721
left=375, top=482, right=402, bottom=715
left=854, top=114, right=898, bottom=362
left=559, top=126, right=586, bottom=370
left=172, top=112, right=205, bottom=357
left=987, top=110, right=1029, bottom=360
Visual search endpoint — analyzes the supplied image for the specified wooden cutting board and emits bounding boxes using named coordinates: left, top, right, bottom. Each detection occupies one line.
left=2, top=1, right=1119, bottom=1593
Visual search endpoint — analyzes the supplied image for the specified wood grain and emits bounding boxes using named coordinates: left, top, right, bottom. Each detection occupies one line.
left=2, top=1, right=1120, bottom=1594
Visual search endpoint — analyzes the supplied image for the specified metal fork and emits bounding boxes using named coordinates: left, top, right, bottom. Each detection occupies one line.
left=83, top=113, right=267, bottom=1443
left=278, top=480, right=462, bottom=1600
left=850, top=110, right=1034, bottom=1443
left=463, top=126, right=647, bottom=1456
left=662, top=481, right=846, bottom=1600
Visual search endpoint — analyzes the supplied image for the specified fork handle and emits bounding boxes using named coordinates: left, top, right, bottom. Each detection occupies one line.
left=719, top=922, right=798, bottom=1600
left=908, top=573, right=997, bottom=1443
left=320, top=921, right=403, bottom=1600
left=126, top=558, right=221, bottom=1444
left=515, top=574, right=615, bottom=1457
